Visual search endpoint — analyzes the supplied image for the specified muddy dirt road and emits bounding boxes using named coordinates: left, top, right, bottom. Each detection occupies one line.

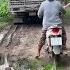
left=0, top=22, right=70, bottom=70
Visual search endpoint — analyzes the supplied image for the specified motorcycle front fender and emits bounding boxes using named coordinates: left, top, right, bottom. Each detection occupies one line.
left=53, top=46, right=62, bottom=55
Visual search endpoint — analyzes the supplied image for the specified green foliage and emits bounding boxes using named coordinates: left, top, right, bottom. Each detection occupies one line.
left=12, top=58, right=65, bottom=70
left=65, top=8, right=70, bottom=18
left=0, top=22, right=9, bottom=30
left=62, top=0, right=70, bottom=4
left=64, top=8, right=70, bottom=20
left=13, top=58, right=47, bottom=70
left=43, top=64, right=53, bottom=70
left=0, top=0, right=9, bottom=17
left=64, top=8, right=70, bottom=24
left=0, top=0, right=13, bottom=22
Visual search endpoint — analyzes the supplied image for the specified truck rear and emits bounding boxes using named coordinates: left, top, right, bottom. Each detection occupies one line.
left=9, top=0, right=44, bottom=17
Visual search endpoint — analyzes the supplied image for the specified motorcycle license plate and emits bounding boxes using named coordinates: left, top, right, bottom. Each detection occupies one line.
left=51, top=37, right=62, bottom=46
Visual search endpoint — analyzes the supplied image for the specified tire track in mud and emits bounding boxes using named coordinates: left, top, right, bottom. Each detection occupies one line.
left=8, top=24, right=24, bottom=48
left=6, top=24, right=42, bottom=61
left=1, top=25, right=18, bottom=47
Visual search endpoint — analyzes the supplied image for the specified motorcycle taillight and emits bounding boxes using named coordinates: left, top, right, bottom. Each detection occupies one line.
left=52, top=27, right=59, bottom=33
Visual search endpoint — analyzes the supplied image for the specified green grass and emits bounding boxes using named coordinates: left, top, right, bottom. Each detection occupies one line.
left=13, top=58, right=64, bottom=70
left=0, top=16, right=13, bottom=22
left=13, top=58, right=47, bottom=70
left=14, top=58, right=64, bottom=70
left=0, top=16, right=13, bottom=30
left=0, top=22, right=9, bottom=31
left=65, top=8, right=70, bottom=18
left=43, top=64, right=53, bottom=70
left=64, top=8, right=70, bottom=24
left=0, top=0, right=13, bottom=30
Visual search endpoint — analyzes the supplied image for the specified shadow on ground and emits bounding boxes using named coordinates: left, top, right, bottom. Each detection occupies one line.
left=14, top=16, right=42, bottom=27
left=56, top=54, right=70, bottom=70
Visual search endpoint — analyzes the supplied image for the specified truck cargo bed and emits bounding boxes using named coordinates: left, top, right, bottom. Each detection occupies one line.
left=9, top=0, right=44, bottom=13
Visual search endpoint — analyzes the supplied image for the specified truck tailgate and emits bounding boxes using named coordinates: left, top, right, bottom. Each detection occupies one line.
left=9, top=0, right=44, bottom=12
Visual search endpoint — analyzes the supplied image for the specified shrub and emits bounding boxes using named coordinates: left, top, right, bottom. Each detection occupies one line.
left=0, top=0, right=9, bottom=17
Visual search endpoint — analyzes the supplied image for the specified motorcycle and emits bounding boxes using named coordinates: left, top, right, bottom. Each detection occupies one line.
left=46, top=24, right=64, bottom=62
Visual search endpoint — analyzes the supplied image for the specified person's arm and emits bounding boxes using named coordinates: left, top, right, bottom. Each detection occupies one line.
left=58, top=1, right=66, bottom=14
left=63, top=3, right=70, bottom=9
left=37, top=3, right=44, bottom=18
left=60, top=3, right=70, bottom=14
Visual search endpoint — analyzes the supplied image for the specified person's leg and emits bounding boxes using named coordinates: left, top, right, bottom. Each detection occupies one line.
left=36, top=30, right=46, bottom=58
left=62, top=26, right=67, bottom=49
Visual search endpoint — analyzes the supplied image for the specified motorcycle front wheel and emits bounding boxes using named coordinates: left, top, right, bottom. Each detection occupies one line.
left=52, top=52, right=61, bottom=66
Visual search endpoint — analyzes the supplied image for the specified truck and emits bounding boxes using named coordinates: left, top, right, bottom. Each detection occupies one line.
left=9, top=0, right=64, bottom=23
left=9, top=0, right=45, bottom=16
left=9, top=0, right=44, bottom=23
